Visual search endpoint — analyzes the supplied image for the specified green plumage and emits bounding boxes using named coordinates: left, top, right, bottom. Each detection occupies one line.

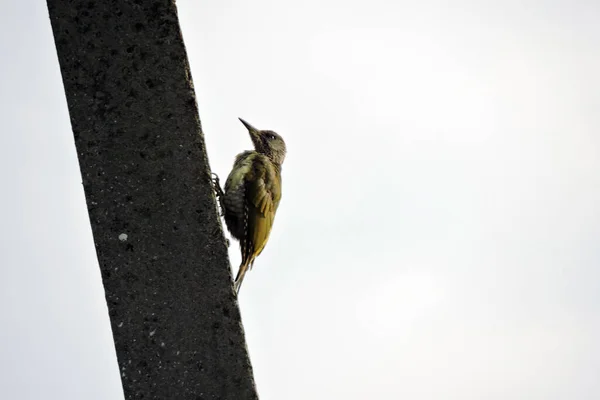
left=213, top=118, right=286, bottom=294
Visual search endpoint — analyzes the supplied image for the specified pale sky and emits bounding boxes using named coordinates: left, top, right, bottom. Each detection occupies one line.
left=2, top=1, right=600, bottom=399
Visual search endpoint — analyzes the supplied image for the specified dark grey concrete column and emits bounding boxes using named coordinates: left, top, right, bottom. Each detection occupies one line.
left=46, top=1, right=258, bottom=399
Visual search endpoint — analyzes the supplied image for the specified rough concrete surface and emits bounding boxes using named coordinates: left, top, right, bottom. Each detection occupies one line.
left=46, top=1, right=258, bottom=398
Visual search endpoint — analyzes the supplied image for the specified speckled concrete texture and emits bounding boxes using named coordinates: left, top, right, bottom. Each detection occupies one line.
left=47, top=1, right=258, bottom=398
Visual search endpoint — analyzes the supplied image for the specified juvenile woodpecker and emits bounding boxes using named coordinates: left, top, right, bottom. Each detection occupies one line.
left=213, top=118, right=286, bottom=294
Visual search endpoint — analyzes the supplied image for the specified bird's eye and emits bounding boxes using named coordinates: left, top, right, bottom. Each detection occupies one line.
left=268, top=134, right=276, bottom=140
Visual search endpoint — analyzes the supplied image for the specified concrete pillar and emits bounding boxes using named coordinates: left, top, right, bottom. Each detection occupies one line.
left=47, top=1, right=258, bottom=398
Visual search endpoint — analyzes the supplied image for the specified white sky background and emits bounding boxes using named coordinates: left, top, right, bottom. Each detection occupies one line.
left=1, top=0, right=599, bottom=399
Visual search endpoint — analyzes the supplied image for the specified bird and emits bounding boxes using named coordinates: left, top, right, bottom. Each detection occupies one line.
left=212, top=118, right=286, bottom=294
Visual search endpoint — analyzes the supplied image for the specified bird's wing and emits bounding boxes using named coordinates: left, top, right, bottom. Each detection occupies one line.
left=244, top=156, right=279, bottom=259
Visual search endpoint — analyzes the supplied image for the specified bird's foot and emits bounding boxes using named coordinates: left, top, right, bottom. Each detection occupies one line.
left=211, top=173, right=224, bottom=196
left=211, top=172, right=226, bottom=216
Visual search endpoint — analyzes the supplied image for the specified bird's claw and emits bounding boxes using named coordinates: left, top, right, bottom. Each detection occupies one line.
left=211, top=172, right=226, bottom=216
left=211, top=172, right=221, bottom=191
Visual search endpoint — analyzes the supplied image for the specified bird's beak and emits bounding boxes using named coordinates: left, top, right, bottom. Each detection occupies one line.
left=239, top=117, right=261, bottom=146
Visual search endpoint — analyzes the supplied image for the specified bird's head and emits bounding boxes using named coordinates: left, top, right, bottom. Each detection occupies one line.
left=239, top=118, right=286, bottom=165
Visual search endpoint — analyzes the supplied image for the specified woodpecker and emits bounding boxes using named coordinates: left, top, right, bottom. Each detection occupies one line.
left=212, top=118, right=286, bottom=294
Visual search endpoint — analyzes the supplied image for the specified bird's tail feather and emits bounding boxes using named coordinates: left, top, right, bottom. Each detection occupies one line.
left=235, top=237, right=255, bottom=294
left=234, top=259, right=253, bottom=294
